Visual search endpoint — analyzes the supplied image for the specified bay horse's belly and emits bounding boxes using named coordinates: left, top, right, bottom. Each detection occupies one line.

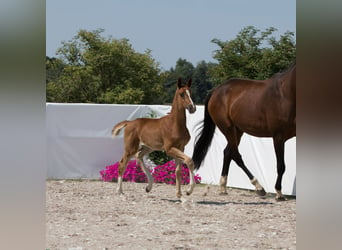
left=235, top=119, right=296, bottom=139
left=235, top=122, right=273, bottom=137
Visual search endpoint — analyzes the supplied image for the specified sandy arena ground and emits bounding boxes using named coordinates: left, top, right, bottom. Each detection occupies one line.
left=46, top=180, right=296, bottom=249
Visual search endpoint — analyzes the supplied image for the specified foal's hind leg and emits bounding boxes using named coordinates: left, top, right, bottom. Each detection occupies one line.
left=117, top=152, right=133, bottom=194
left=117, top=136, right=139, bottom=194
left=135, top=145, right=154, bottom=193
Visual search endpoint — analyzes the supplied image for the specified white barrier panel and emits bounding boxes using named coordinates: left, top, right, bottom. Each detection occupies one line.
left=47, top=103, right=296, bottom=195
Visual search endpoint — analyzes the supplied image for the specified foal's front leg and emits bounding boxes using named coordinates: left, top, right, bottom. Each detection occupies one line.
left=174, top=159, right=182, bottom=198
left=166, top=147, right=196, bottom=198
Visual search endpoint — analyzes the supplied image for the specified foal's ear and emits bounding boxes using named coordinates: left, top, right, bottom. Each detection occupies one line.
left=187, top=78, right=192, bottom=87
left=177, top=77, right=183, bottom=89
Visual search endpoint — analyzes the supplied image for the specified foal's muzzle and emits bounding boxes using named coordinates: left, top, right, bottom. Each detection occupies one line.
left=187, top=104, right=196, bottom=114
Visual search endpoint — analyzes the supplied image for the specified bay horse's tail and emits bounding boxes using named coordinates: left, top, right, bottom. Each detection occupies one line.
left=192, top=91, right=216, bottom=170
left=112, top=121, right=129, bottom=137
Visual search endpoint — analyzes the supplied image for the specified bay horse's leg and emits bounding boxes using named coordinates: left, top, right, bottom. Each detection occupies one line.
left=219, top=145, right=232, bottom=195
left=273, top=137, right=286, bottom=201
left=135, top=146, right=154, bottom=193
left=227, top=128, right=266, bottom=196
left=219, top=129, right=243, bottom=194
left=166, top=147, right=196, bottom=198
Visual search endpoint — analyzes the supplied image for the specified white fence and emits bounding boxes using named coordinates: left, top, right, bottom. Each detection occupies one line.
left=47, top=103, right=296, bottom=195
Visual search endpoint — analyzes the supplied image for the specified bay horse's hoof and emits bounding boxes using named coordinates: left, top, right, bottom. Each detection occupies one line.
left=276, top=196, right=287, bottom=201
left=256, top=188, right=266, bottom=196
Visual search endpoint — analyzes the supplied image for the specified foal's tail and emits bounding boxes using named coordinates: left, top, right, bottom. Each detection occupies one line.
left=112, top=121, right=129, bottom=137
left=192, top=91, right=216, bottom=170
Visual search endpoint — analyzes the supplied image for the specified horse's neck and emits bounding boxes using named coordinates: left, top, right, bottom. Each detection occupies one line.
left=169, top=97, right=186, bottom=126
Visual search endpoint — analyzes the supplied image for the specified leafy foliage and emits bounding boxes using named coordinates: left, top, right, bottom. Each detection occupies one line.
left=46, top=26, right=296, bottom=104
left=162, top=58, right=214, bottom=104
left=149, top=151, right=172, bottom=166
left=210, top=26, right=296, bottom=85
left=46, top=29, right=164, bottom=104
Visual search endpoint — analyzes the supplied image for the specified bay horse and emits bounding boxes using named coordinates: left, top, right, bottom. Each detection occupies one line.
left=192, top=63, right=296, bottom=201
left=112, top=78, right=196, bottom=198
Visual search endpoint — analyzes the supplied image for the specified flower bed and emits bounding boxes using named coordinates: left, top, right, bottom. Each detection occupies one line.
left=100, top=160, right=201, bottom=185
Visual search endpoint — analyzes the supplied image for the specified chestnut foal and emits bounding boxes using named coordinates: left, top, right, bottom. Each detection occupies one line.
left=112, top=78, right=196, bottom=198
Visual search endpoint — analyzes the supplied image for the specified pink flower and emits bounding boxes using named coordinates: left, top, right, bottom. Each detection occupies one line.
left=100, top=159, right=201, bottom=185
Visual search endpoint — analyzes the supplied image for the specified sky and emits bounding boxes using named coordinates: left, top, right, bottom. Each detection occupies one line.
left=46, top=0, right=296, bottom=70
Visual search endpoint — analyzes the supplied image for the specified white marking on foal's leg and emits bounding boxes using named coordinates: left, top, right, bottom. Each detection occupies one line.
left=219, top=176, right=228, bottom=194
left=135, top=147, right=154, bottom=192
left=117, top=177, right=123, bottom=194
left=175, top=161, right=182, bottom=198
left=186, top=169, right=195, bottom=195
left=139, top=160, right=153, bottom=192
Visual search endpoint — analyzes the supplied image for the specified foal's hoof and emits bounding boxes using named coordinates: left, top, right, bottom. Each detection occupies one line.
left=219, top=191, right=228, bottom=196
left=256, top=188, right=266, bottom=197
left=145, top=186, right=153, bottom=193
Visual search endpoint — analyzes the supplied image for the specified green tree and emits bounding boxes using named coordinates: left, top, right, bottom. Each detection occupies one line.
left=162, top=58, right=215, bottom=104
left=192, top=61, right=214, bottom=104
left=46, top=56, right=66, bottom=84
left=163, top=58, right=195, bottom=103
left=46, top=29, right=164, bottom=104
left=210, top=26, right=296, bottom=85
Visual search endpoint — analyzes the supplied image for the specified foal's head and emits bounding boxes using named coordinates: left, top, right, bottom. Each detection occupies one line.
left=176, top=77, right=196, bottom=114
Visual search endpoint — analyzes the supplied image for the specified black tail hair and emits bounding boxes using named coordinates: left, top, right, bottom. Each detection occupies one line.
left=192, top=91, right=216, bottom=170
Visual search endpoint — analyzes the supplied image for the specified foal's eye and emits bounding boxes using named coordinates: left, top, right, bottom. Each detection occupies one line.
left=180, top=92, right=185, bottom=98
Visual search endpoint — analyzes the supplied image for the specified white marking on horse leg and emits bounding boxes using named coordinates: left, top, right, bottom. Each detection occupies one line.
left=219, top=176, right=228, bottom=194
left=117, top=177, right=123, bottom=194
left=251, top=177, right=266, bottom=196
left=251, top=177, right=262, bottom=190
left=275, top=190, right=286, bottom=200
